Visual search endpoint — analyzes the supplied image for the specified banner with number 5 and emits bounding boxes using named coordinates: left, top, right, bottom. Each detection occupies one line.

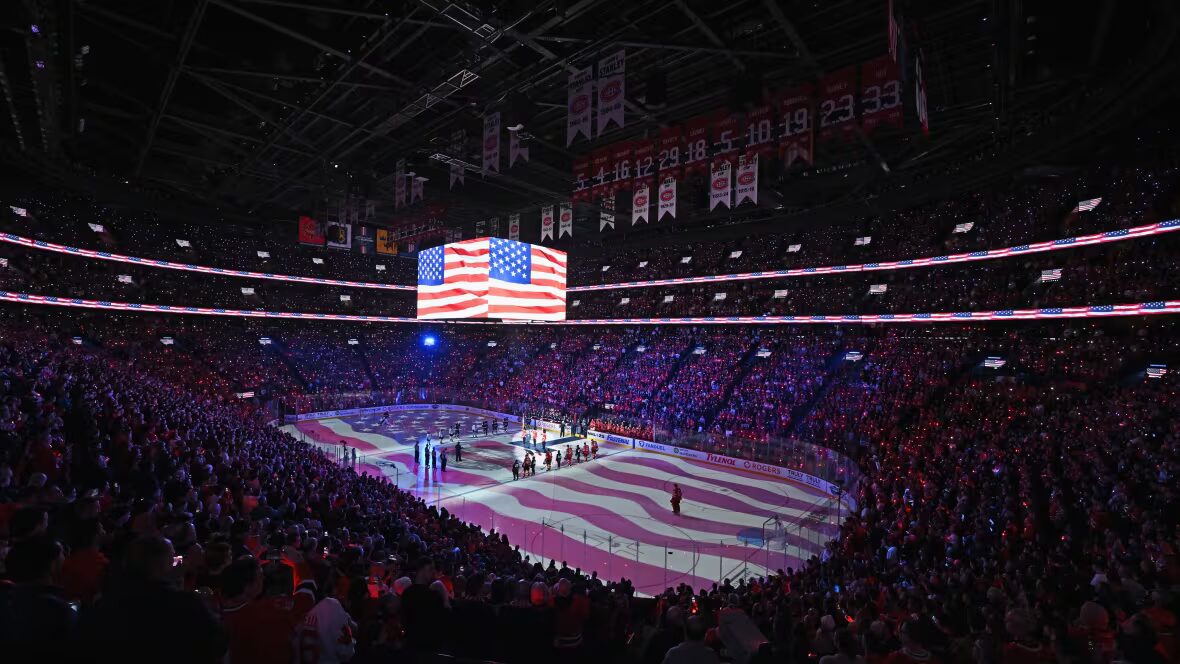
left=861, top=55, right=903, bottom=134
left=818, top=66, right=857, bottom=143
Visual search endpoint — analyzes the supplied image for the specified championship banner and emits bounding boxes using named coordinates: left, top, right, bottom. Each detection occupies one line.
left=600, top=194, right=616, bottom=231
left=709, top=160, right=732, bottom=211
left=540, top=206, right=555, bottom=241
left=596, top=50, right=626, bottom=135
left=326, top=222, right=352, bottom=250
left=745, top=100, right=777, bottom=157
left=780, top=84, right=814, bottom=168
left=482, top=112, right=501, bottom=175
left=658, top=176, right=677, bottom=221
left=353, top=225, right=375, bottom=254
left=683, top=114, right=713, bottom=176
left=861, top=54, right=903, bottom=134
left=450, top=129, right=465, bottom=188
left=712, top=112, right=740, bottom=164
left=915, top=50, right=930, bottom=135
left=567, top=65, right=593, bottom=146
left=376, top=228, right=398, bottom=255
left=394, top=158, right=407, bottom=209
left=489, top=216, right=501, bottom=238
left=735, top=154, right=759, bottom=206
left=509, top=130, right=529, bottom=167
left=558, top=202, right=573, bottom=238
left=590, top=147, right=613, bottom=198
left=657, top=126, right=683, bottom=177
left=632, top=182, right=650, bottom=225
left=298, top=215, right=326, bottom=246
left=411, top=176, right=424, bottom=203
left=632, top=139, right=655, bottom=187
left=508, top=213, right=521, bottom=241
left=610, top=141, right=633, bottom=193
left=818, top=67, right=857, bottom=142
left=572, top=157, right=592, bottom=202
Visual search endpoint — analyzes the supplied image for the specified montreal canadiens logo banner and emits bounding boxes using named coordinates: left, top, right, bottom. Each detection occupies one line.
left=559, top=203, right=574, bottom=238
left=597, top=50, right=625, bottom=136
left=482, top=112, right=500, bottom=176
left=567, top=65, right=593, bottom=146
left=632, top=183, right=649, bottom=225
left=509, top=130, right=530, bottom=167
left=658, top=176, right=677, bottom=221
left=709, top=160, right=732, bottom=211
left=508, top=213, right=521, bottom=241
left=735, top=154, right=758, bottom=206
left=541, top=206, right=555, bottom=241
left=600, top=194, right=616, bottom=231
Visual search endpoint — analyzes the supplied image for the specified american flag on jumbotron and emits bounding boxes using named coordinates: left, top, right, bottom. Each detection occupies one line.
left=1040, top=268, right=1063, bottom=283
left=1146, top=364, right=1167, bottom=379
left=416, top=237, right=567, bottom=320
left=984, top=356, right=1006, bottom=369
left=1073, top=197, right=1102, bottom=213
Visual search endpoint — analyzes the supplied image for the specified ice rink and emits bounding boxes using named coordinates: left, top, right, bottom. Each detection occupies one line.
left=284, top=408, right=841, bottom=595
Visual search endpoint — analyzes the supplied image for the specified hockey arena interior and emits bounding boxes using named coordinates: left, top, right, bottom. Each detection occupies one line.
left=1, top=1, right=1179, bottom=663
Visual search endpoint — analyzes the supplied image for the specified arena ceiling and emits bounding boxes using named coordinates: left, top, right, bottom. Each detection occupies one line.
left=1, top=1, right=1176, bottom=242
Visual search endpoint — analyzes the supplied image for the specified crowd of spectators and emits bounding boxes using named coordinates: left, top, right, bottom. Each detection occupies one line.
left=1, top=309, right=1178, bottom=663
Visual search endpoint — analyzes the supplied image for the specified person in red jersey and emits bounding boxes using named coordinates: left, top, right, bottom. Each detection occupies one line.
left=582, top=442, right=590, bottom=460
left=590, top=440, right=598, bottom=459
left=545, top=450, right=553, bottom=471
left=220, top=558, right=313, bottom=664
left=883, top=618, right=940, bottom=664
left=564, top=446, right=573, bottom=466
left=671, top=484, right=683, bottom=516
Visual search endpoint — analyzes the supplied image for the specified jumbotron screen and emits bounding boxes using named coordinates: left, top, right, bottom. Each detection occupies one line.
left=416, top=238, right=568, bottom=321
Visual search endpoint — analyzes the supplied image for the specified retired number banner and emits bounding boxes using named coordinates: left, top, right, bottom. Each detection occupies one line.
left=818, top=67, right=857, bottom=142
left=572, top=157, right=591, bottom=202
left=780, top=84, right=814, bottom=168
left=861, top=55, right=903, bottom=134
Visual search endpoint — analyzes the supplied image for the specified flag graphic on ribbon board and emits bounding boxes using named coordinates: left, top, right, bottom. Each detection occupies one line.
left=558, top=203, right=573, bottom=238
left=953, top=222, right=974, bottom=233
left=395, top=159, right=407, bottom=209
left=632, top=182, right=650, bottom=225
left=1073, top=197, right=1102, bottom=212
left=567, top=65, right=593, bottom=145
left=509, top=130, right=530, bottom=167
left=597, top=50, right=625, bottom=136
left=600, top=194, right=616, bottom=231
left=450, top=129, right=465, bottom=189
left=854, top=236, right=872, bottom=246
left=541, top=206, right=555, bottom=241
left=735, top=154, right=758, bottom=206
left=787, top=244, right=801, bottom=253
left=658, top=176, right=677, bottom=221
left=709, top=160, right=732, bottom=211
left=509, top=213, right=521, bottom=241
left=482, top=113, right=500, bottom=176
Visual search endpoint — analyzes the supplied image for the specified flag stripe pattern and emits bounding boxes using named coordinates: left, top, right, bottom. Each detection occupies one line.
left=417, top=238, right=567, bottom=320
left=1, top=290, right=1178, bottom=325
left=2, top=218, right=1178, bottom=294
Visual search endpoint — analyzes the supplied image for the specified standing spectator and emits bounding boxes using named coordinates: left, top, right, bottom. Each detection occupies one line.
left=663, top=614, right=719, bottom=664
left=0, top=534, right=77, bottom=661
left=221, top=557, right=311, bottom=664
left=401, top=558, right=446, bottom=653
left=61, top=519, right=108, bottom=604
left=77, top=536, right=227, bottom=663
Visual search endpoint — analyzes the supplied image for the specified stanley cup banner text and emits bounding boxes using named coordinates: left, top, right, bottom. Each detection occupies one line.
left=508, top=213, right=521, bottom=241
left=735, top=154, right=759, bottom=206
left=394, top=158, right=407, bottom=209
left=709, top=160, right=732, bottom=211
left=658, top=176, right=677, bottom=221
left=631, top=183, right=649, bottom=225
left=450, top=129, right=465, bottom=188
left=558, top=203, right=573, bottom=238
left=417, top=238, right=567, bottom=321
left=567, top=65, right=594, bottom=146
left=509, top=130, right=529, bottom=167
left=596, top=50, right=625, bottom=136
left=600, top=194, right=615, bottom=231
left=540, top=205, right=555, bottom=241
left=482, top=112, right=501, bottom=176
